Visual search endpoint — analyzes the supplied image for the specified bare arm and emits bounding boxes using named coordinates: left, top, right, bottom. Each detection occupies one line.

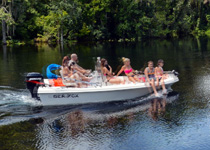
left=116, top=66, right=124, bottom=76
left=74, top=65, right=86, bottom=74
left=103, top=67, right=112, bottom=76
left=154, top=67, right=158, bottom=77
left=144, top=69, right=150, bottom=82
left=102, top=67, right=106, bottom=75
left=76, top=64, right=85, bottom=70
left=109, top=65, right=112, bottom=74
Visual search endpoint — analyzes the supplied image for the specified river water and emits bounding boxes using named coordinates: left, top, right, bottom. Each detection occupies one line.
left=0, top=37, right=210, bottom=150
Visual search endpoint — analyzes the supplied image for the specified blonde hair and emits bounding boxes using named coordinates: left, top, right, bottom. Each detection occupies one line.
left=122, top=57, right=130, bottom=64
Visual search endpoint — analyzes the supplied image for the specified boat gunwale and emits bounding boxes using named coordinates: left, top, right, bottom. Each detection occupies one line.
left=39, top=76, right=179, bottom=94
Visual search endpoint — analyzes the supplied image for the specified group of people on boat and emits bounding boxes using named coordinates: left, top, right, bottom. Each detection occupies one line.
left=61, top=53, right=168, bottom=96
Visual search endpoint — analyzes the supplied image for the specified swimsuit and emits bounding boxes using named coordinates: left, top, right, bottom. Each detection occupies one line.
left=156, top=67, right=163, bottom=78
left=103, top=66, right=115, bottom=82
left=146, top=67, right=155, bottom=79
left=124, top=68, right=133, bottom=74
left=156, top=67, right=164, bottom=81
left=105, top=64, right=110, bottom=71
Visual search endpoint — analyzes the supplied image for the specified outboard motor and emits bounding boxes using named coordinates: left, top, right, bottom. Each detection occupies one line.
left=26, top=72, right=44, bottom=100
left=172, top=70, right=179, bottom=76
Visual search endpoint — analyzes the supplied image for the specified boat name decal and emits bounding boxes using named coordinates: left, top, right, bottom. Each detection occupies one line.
left=53, top=94, right=79, bottom=98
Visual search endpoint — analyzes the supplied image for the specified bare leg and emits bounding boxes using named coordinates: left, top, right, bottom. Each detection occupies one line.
left=128, top=77, right=136, bottom=83
left=156, top=78, right=160, bottom=87
left=160, top=78, right=168, bottom=94
left=150, top=79, right=158, bottom=96
left=134, top=76, right=141, bottom=82
left=70, top=74, right=80, bottom=87
left=120, top=77, right=126, bottom=84
left=160, top=78, right=166, bottom=90
left=109, top=78, right=122, bottom=84
left=76, top=72, right=92, bottom=81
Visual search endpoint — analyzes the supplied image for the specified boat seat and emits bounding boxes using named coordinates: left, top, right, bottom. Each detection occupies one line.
left=59, top=69, right=77, bottom=87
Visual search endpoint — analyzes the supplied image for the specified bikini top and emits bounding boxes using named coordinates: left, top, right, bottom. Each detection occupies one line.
left=103, top=66, right=111, bottom=76
left=63, top=67, right=72, bottom=77
left=156, top=66, right=163, bottom=74
left=105, top=64, right=110, bottom=71
left=124, top=68, right=133, bottom=74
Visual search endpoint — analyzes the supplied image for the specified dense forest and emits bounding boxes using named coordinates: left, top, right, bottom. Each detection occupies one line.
left=1, top=0, right=210, bottom=44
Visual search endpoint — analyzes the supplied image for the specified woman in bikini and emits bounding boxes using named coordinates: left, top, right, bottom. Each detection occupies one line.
left=155, top=59, right=167, bottom=94
left=62, top=56, right=81, bottom=83
left=144, top=61, right=159, bottom=97
left=62, top=56, right=90, bottom=87
left=116, top=57, right=140, bottom=83
left=101, top=58, right=125, bottom=84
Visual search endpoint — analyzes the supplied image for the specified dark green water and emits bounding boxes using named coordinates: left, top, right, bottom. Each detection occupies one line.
left=1, top=37, right=210, bottom=150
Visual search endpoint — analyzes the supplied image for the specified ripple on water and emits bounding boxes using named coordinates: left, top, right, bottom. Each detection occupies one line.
left=0, top=89, right=42, bottom=106
left=0, top=88, right=43, bottom=125
left=33, top=93, right=179, bottom=150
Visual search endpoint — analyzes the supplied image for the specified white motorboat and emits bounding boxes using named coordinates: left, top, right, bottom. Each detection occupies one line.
left=26, top=70, right=179, bottom=106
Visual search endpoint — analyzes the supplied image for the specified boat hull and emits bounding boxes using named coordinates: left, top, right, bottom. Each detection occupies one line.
left=38, top=75, right=178, bottom=106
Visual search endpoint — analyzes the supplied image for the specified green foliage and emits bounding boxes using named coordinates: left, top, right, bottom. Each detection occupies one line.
left=1, top=0, right=210, bottom=43
left=205, top=29, right=210, bottom=37
left=0, top=7, right=15, bottom=25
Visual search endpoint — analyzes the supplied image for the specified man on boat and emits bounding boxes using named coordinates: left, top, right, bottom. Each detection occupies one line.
left=68, top=53, right=91, bottom=75
left=144, top=61, right=160, bottom=97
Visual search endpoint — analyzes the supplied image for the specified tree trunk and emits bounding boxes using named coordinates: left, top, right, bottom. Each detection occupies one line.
left=60, top=27, right=63, bottom=43
left=2, top=20, right=7, bottom=45
left=3, top=44, right=7, bottom=60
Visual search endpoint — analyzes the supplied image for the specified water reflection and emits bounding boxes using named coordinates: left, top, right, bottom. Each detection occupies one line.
left=148, top=97, right=166, bottom=121
left=68, top=110, right=86, bottom=136
left=34, top=93, right=179, bottom=149
left=2, top=37, right=210, bottom=149
left=1, top=37, right=210, bottom=89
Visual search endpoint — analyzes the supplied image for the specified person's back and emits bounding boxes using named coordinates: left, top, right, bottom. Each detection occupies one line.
left=62, top=56, right=72, bottom=78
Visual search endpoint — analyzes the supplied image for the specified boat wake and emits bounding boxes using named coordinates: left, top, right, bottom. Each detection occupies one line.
left=0, top=88, right=41, bottom=106
left=0, top=86, right=179, bottom=126
left=0, top=88, right=43, bottom=125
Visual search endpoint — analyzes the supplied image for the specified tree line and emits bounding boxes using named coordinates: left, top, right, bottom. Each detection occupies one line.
left=1, top=0, right=210, bottom=44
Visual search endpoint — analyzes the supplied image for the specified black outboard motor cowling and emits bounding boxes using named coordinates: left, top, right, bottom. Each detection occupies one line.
left=172, top=70, right=179, bottom=76
left=26, top=72, right=44, bottom=100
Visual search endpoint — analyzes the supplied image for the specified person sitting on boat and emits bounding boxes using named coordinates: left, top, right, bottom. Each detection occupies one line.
left=62, top=56, right=91, bottom=86
left=144, top=61, right=159, bottom=97
left=155, top=59, right=168, bottom=94
left=62, top=56, right=80, bottom=80
left=101, top=58, right=125, bottom=84
left=116, top=57, right=140, bottom=83
left=68, top=53, right=91, bottom=75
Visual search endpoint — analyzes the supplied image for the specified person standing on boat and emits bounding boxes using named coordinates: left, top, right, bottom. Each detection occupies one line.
left=68, top=53, right=91, bottom=75
left=155, top=59, right=167, bottom=94
left=144, top=61, right=159, bottom=97
left=101, top=58, right=125, bottom=84
left=116, top=57, right=140, bottom=83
